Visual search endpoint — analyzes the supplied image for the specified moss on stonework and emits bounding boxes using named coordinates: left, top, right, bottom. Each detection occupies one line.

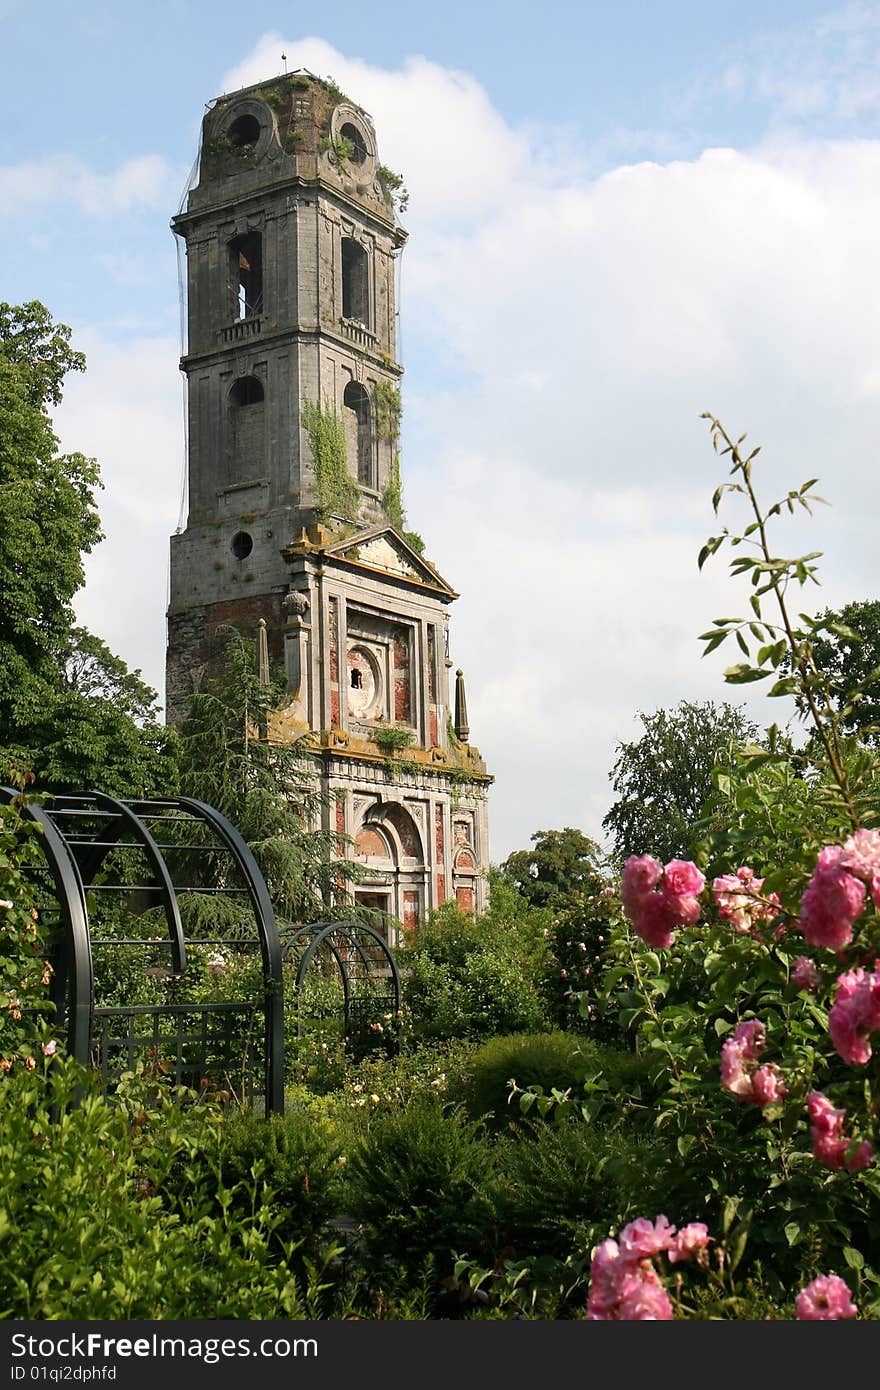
left=301, top=397, right=359, bottom=524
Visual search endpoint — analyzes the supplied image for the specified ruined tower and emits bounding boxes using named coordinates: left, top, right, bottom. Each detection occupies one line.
left=167, top=71, right=492, bottom=935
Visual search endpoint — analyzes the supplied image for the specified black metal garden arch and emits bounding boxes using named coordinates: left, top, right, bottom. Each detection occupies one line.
left=281, top=920, right=402, bottom=1057
left=2, top=788, right=284, bottom=1114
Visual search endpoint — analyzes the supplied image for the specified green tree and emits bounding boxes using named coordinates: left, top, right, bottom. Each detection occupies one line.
left=175, top=625, right=359, bottom=922
left=500, top=827, right=609, bottom=908
left=795, top=600, right=880, bottom=744
left=0, top=301, right=176, bottom=796
left=602, top=700, right=760, bottom=865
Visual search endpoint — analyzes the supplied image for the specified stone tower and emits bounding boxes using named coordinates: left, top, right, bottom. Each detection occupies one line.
left=166, top=71, right=492, bottom=935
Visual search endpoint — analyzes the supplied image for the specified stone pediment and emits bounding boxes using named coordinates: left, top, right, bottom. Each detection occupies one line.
left=324, top=527, right=458, bottom=596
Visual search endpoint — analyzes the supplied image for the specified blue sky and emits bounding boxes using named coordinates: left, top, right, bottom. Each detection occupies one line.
left=5, top=2, right=880, bottom=860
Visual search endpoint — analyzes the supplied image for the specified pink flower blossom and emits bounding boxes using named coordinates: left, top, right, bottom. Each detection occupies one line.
left=791, top=956, right=821, bottom=993
left=668, top=1223, right=712, bottom=1265
left=621, top=855, right=663, bottom=916
left=751, top=1063, right=787, bottom=1106
left=807, top=1091, right=874, bottom=1172
left=828, top=965, right=880, bottom=1066
left=733, top=1018, right=766, bottom=1059
left=720, top=1037, right=757, bottom=1099
left=663, top=860, right=705, bottom=898
left=712, top=866, right=781, bottom=935
left=839, top=828, right=880, bottom=908
left=630, top=891, right=676, bottom=949
left=586, top=1219, right=680, bottom=1320
left=41, top=1040, right=57, bottom=1057
left=799, top=845, right=866, bottom=950
left=720, top=1019, right=785, bottom=1107
left=619, top=1214, right=677, bottom=1261
left=586, top=1239, right=624, bottom=1320
left=795, top=1274, right=858, bottom=1320
left=620, top=856, right=705, bottom=949
left=616, top=1266, right=674, bottom=1320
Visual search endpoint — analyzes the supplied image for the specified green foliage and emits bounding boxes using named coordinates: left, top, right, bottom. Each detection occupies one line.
left=0, top=789, right=56, bottom=1070
left=500, top=827, right=610, bottom=909
left=325, top=135, right=356, bottom=164
left=697, top=413, right=877, bottom=834
left=403, top=529, right=426, bottom=554
left=370, top=719, right=415, bottom=774
left=159, top=1107, right=344, bottom=1264
left=301, top=396, right=359, bottom=523
left=493, top=1118, right=629, bottom=1261
left=400, top=878, right=550, bottom=1041
left=0, top=1061, right=337, bottom=1318
left=581, top=419, right=880, bottom=1297
left=176, top=625, right=360, bottom=920
left=454, top=1031, right=591, bottom=1127
left=538, top=891, right=621, bottom=1038
left=695, top=735, right=880, bottom=897
left=0, top=301, right=176, bottom=796
left=793, top=599, right=880, bottom=744
left=602, top=699, right=760, bottom=865
left=381, top=449, right=406, bottom=531
left=373, top=380, right=402, bottom=444
left=343, top=1097, right=496, bottom=1287
left=376, top=164, right=410, bottom=214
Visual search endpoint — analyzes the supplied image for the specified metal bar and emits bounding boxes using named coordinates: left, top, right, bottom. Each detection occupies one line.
left=172, top=797, right=284, bottom=1115
left=1, top=786, right=94, bottom=1066
left=87, top=794, right=189, bottom=976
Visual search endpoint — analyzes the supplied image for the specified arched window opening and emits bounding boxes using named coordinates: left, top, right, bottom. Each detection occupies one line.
left=229, top=231, right=263, bottom=319
left=340, top=122, right=367, bottom=164
left=230, top=376, right=264, bottom=407
left=341, top=237, right=369, bottom=325
left=343, top=381, right=373, bottom=487
left=228, top=377, right=266, bottom=482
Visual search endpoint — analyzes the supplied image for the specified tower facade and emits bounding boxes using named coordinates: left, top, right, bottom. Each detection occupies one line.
left=167, top=72, right=492, bottom=934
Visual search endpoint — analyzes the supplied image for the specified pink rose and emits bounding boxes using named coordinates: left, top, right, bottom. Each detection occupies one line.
left=795, top=1274, right=858, bottom=1320
left=619, top=1214, right=676, bottom=1261
left=799, top=846, right=866, bottom=950
left=828, top=966, right=880, bottom=1066
left=663, top=860, right=705, bottom=898
left=807, top=1090, right=874, bottom=1172
left=668, top=1223, right=712, bottom=1265
left=616, top=1267, right=675, bottom=1320
left=791, top=956, right=821, bottom=993
left=632, top=893, right=676, bottom=949
left=751, top=1063, right=787, bottom=1106
left=621, top=855, right=663, bottom=915
left=661, top=891, right=702, bottom=926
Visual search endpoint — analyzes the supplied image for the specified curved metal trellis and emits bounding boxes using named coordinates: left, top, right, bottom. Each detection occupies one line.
left=1, top=788, right=284, bottom=1114
left=281, top=920, right=401, bottom=1052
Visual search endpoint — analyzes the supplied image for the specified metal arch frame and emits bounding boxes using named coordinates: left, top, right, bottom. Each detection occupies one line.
left=72, top=792, right=188, bottom=975
left=0, top=786, right=93, bottom=1065
left=165, top=797, right=284, bottom=1114
left=1, top=789, right=284, bottom=1113
left=282, top=919, right=401, bottom=1035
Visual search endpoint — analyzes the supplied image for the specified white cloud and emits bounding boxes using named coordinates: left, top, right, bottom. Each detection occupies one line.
left=52, top=330, right=182, bottom=692
left=690, top=2, right=880, bottom=127
left=0, top=154, right=170, bottom=219
left=58, top=34, right=880, bottom=862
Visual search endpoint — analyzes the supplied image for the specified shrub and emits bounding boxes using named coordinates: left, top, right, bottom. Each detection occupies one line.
left=159, top=1106, right=345, bottom=1263
left=454, top=1031, right=591, bottom=1127
left=401, top=891, right=550, bottom=1041
left=493, top=1118, right=631, bottom=1262
left=0, top=1060, right=326, bottom=1318
left=343, top=1097, right=497, bottom=1289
